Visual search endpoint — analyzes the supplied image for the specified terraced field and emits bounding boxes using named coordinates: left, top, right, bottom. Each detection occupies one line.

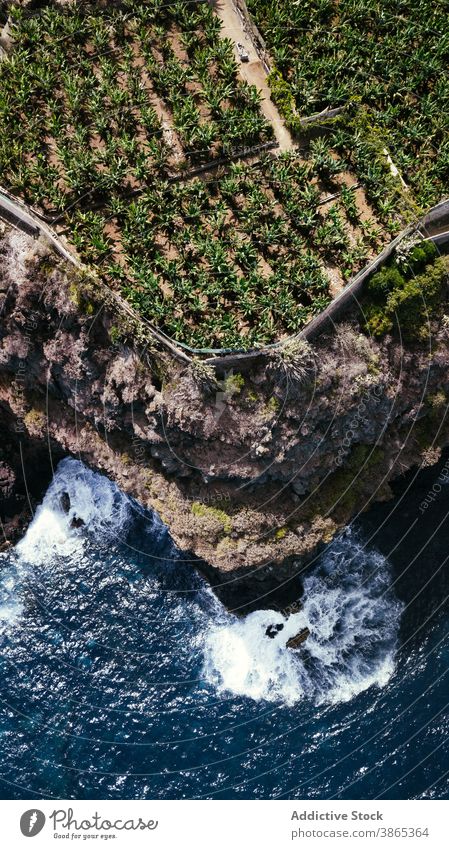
left=0, top=0, right=406, bottom=347
left=0, top=0, right=271, bottom=211
left=247, top=0, right=449, bottom=210
left=72, top=149, right=388, bottom=347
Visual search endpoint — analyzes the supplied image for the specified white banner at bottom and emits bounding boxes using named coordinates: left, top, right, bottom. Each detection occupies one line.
left=0, top=799, right=447, bottom=849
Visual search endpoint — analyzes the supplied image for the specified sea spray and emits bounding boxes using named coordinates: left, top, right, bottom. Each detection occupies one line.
left=0, top=458, right=133, bottom=633
left=1, top=459, right=403, bottom=711
left=16, top=457, right=131, bottom=565
left=203, top=607, right=308, bottom=705
left=0, top=552, right=25, bottom=631
left=203, top=530, right=403, bottom=706
left=0, top=459, right=444, bottom=800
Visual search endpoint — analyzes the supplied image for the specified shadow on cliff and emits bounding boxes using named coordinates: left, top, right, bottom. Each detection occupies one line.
left=0, top=405, right=64, bottom=548
left=358, top=447, right=449, bottom=643
left=205, top=448, right=449, bottom=631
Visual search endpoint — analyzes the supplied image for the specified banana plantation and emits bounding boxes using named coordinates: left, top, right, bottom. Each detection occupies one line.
left=70, top=151, right=385, bottom=347
left=248, top=0, right=449, bottom=210
left=0, top=0, right=398, bottom=347
left=0, top=0, right=270, bottom=212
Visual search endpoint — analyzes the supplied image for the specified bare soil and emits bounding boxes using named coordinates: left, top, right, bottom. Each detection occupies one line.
left=213, top=0, right=294, bottom=152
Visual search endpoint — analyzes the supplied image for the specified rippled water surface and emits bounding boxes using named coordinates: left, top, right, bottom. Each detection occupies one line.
left=0, top=458, right=448, bottom=799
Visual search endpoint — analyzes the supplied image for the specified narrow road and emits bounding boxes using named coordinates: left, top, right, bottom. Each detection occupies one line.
left=213, top=0, right=293, bottom=152
left=0, top=189, right=77, bottom=264
left=0, top=187, right=191, bottom=363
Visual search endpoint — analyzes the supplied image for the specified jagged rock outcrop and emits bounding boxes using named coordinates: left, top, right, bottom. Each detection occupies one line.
left=1, top=223, right=448, bottom=609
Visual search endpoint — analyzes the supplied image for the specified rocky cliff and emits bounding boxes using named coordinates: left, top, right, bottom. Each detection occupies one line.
left=1, top=222, right=449, bottom=610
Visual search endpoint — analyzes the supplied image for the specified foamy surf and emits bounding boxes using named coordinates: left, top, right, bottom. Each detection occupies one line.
left=0, top=458, right=132, bottom=633
left=0, top=554, right=25, bottom=631
left=16, top=457, right=131, bottom=565
left=204, top=608, right=307, bottom=705
left=2, top=459, right=403, bottom=709
left=203, top=530, right=403, bottom=706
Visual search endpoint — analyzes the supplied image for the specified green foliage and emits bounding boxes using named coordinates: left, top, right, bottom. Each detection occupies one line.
left=109, top=325, right=121, bottom=345
left=0, top=0, right=403, bottom=349
left=24, top=408, right=46, bottom=432
left=428, top=391, right=447, bottom=410
left=247, top=0, right=449, bottom=210
left=367, top=266, right=406, bottom=301
left=364, top=308, right=394, bottom=338
left=267, top=68, right=292, bottom=109
left=339, top=185, right=359, bottom=224
left=266, top=396, right=279, bottom=413
left=405, top=240, right=437, bottom=275
left=191, top=502, right=233, bottom=535
left=365, top=256, right=448, bottom=340
left=223, top=372, right=245, bottom=395
left=69, top=281, right=95, bottom=316
left=274, top=526, right=288, bottom=540
left=267, top=66, right=298, bottom=128
left=90, top=149, right=371, bottom=347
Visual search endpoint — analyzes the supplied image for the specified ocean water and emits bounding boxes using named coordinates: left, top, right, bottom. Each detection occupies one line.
left=0, top=457, right=448, bottom=800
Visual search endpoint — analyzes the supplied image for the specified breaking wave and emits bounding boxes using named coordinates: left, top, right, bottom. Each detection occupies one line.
left=16, top=457, right=131, bottom=565
left=203, top=531, right=403, bottom=706
left=0, top=458, right=132, bottom=633
left=0, top=456, right=444, bottom=800
left=1, top=458, right=403, bottom=714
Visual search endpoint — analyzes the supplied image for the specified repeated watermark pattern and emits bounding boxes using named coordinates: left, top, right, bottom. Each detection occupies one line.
left=14, top=311, right=39, bottom=434
left=0, top=204, right=448, bottom=809
left=335, top=383, right=384, bottom=468
left=419, top=458, right=449, bottom=514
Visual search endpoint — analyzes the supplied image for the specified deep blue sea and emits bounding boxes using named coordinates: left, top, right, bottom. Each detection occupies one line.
left=0, top=457, right=448, bottom=800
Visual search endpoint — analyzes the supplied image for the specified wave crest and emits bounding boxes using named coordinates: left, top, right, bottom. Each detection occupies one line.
left=203, top=531, right=403, bottom=706
left=16, top=457, right=131, bottom=564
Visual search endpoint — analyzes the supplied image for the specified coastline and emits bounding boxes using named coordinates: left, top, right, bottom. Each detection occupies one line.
left=1, top=221, right=449, bottom=613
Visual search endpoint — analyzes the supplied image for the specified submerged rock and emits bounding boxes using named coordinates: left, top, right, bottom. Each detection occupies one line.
left=286, top=627, right=310, bottom=650
left=265, top=623, right=284, bottom=639
left=60, top=491, right=70, bottom=514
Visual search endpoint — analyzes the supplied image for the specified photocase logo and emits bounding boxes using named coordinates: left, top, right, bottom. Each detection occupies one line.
left=20, top=810, right=46, bottom=837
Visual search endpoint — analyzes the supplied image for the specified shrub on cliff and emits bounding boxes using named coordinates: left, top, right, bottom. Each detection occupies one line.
left=365, top=256, right=448, bottom=340
left=407, top=240, right=437, bottom=273
left=190, top=359, right=219, bottom=393
left=396, top=238, right=437, bottom=276
left=269, top=338, right=315, bottom=384
left=367, top=266, right=406, bottom=301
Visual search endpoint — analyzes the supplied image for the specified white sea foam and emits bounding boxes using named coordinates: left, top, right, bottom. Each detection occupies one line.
left=203, top=530, right=403, bottom=706
left=0, top=552, right=25, bottom=631
left=16, top=457, right=131, bottom=565
left=203, top=608, right=308, bottom=705
left=0, top=458, right=132, bottom=632
left=0, top=460, right=403, bottom=707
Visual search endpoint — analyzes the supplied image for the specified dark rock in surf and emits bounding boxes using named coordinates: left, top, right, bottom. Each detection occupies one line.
left=70, top=516, right=84, bottom=529
left=60, top=491, right=70, bottom=514
left=265, top=623, right=284, bottom=638
left=286, top=627, right=310, bottom=649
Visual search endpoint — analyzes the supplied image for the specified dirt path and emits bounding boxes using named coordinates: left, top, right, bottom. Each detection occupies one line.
left=213, top=0, right=294, bottom=152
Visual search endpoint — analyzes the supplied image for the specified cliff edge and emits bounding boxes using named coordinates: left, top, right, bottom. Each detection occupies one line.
left=1, top=223, right=449, bottom=610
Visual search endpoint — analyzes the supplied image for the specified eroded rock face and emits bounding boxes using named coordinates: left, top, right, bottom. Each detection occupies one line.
left=0, top=397, right=63, bottom=549
left=0, top=460, right=14, bottom=497
left=0, top=223, right=448, bottom=608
